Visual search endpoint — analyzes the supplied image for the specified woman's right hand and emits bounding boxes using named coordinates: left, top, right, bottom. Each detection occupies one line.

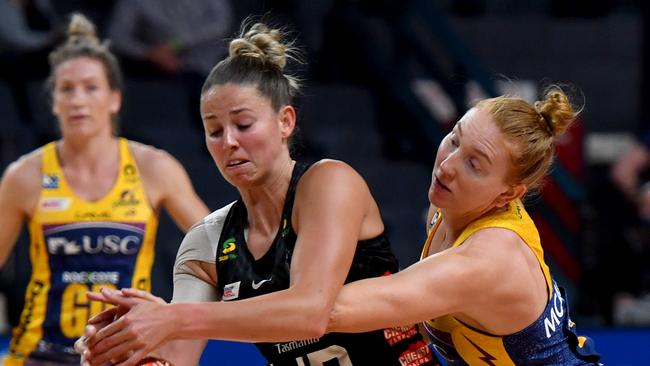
left=78, top=288, right=167, bottom=365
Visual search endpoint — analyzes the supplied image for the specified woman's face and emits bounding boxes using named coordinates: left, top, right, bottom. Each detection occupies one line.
left=52, top=57, right=120, bottom=138
left=428, top=107, right=522, bottom=215
left=201, top=83, right=295, bottom=188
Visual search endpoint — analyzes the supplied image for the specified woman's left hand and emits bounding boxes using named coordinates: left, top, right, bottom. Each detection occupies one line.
left=85, top=288, right=173, bottom=366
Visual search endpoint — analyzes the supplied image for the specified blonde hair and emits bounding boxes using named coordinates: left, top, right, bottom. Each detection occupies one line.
left=48, top=13, right=122, bottom=91
left=47, top=13, right=123, bottom=133
left=476, top=87, right=578, bottom=193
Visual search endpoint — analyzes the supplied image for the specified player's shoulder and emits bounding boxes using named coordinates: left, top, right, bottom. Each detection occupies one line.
left=199, top=201, right=237, bottom=230
left=176, top=201, right=236, bottom=265
left=301, top=159, right=366, bottom=188
left=1, top=148, right=43, bottom=187
left=127, top=140, right=185, bottom=183
left=128, top=140, right=174, bottom=164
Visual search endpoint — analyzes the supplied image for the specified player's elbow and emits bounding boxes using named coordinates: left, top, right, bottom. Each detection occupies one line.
left=296, top=299, right=330, bottom=338
left=302, top=308, right=330, bottom=338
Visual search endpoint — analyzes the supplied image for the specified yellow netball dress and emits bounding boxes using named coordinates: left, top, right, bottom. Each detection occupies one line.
left=5, top=138, right=159, bottom=365
left=422, top=200, right=600, bottom=365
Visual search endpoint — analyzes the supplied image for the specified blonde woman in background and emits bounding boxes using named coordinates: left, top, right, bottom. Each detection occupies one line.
left=0, top=13, right=208, bottom=365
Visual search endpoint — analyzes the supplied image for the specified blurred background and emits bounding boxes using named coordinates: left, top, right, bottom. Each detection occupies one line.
left=0, top=0, right=649, bottom=364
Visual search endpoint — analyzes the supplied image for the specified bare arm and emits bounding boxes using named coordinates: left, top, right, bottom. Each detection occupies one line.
left=328, top=246, right=485, bottom=333
left=0, top=153, right=41, bottom=266
left=86, top=160, right=378, bottom=365
left=84, top=219, right=221, bottom=366
left=169, top=160, right=371, bottom=340
left=328, top=227, right=547, bottom=335
left=132, top=142, right=209, bottom=232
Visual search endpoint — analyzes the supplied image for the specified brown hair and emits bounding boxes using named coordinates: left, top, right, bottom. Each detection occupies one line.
left=47, top=13, right=123, bottom=132
left=201, top=22, right=301, bottom=111
left=476, top=87, right=579, bottom=194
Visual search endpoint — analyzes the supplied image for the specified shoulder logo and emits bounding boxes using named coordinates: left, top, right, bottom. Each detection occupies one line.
left=42, top=174, right=59, bottom=189
left=219, top=237, right=237, bottom=262
left=252, top=277, right=272, bottom=290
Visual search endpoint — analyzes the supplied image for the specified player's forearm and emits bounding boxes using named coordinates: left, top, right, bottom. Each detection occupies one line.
left=151, top=339, right=205, bottom=366
left=327, top=277, right=407, bottom=333
left=171, top=289, right=332, bottom=342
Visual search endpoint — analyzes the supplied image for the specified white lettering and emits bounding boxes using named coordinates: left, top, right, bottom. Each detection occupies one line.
left=544, top=284, right=566, bottom=338
left=553, top=288, right=565, bottom=318
left=82, top=236, right=102, bottom=254
left=120, top=236, right=139, bottom=255
left=48, top=235, right=141, bottom=255
left=103, top=235, right=120, bottom=254
left=544, top=317, right=557, bottom=338
left=274, top=338, right=320, bottom=354
left=47, top=237, right=69, bottom=254
left=62, top=271, right=120, bottom=284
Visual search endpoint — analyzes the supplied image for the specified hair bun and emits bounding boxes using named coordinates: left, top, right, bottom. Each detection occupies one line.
left=229, top=22, right=288, bottom=70
left=533, top=88, right=577, bottom=137
left=66, top=13, right=99, bottom=45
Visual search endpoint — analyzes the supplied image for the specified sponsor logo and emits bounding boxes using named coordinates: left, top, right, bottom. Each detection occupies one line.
left=62, top=271, right=120, bottom=284
left=113, top=189, right=140, bottom=207
left=75, top=211, right=111, bottom=220
left=40, top=198, right=70, bottom=211
left=42, top=174, right=59, bottom=189
left=222, top=281, right=240, bottom=301
left=123, top=164, right=138, bottom=183
left=399, top=340, right=434, bottom=366
left=281, top=218, right=290, bottom=237
left=123, top=164, right=136, bottom=177
left=44, top=222, right=145, bottom=256
left=252, top=277, right=272, bottom=290
left=10, top=280, right=45, bottom=353
left=48, top=235, right=140, bottom=255
left=274, top=338, right=320, bottom=354
left=219, top=237, right=237, bottom=262
left=514, top=202, right=523, bottom=219
left=384, top=325, right=419, bottom=346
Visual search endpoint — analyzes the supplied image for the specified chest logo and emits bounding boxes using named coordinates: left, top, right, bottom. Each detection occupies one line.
left=40, top=197, right=70, bottom=211
left=281, top=218, right=290, bottom=237
left=222, top=281, right=241, bottom=301
left=113, top=189, right=140, bottom=208
left=252, top=277, right=272, bottom=290
left=219, top=237, right=237, bottom=262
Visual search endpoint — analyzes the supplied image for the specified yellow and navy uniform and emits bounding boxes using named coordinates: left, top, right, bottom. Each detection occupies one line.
left=422, top=200, right=601, bottom=365
left=5, top=139, right=159, bottom=365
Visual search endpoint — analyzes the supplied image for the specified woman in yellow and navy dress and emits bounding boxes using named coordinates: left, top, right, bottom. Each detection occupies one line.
left=0, top=13, right=209, bottom=365
left=327, top=88, right=602, bottom=365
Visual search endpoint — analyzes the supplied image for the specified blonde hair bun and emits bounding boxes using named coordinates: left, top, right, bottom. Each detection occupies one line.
left=534, top=88, right=577, bottom=138
left=229, top=23, right=288, bottom=70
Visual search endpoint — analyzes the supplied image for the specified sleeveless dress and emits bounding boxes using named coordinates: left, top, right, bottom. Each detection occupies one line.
left=422, top=200, right=601, bottom=365
left=6, top=139, right=160, bottom=365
